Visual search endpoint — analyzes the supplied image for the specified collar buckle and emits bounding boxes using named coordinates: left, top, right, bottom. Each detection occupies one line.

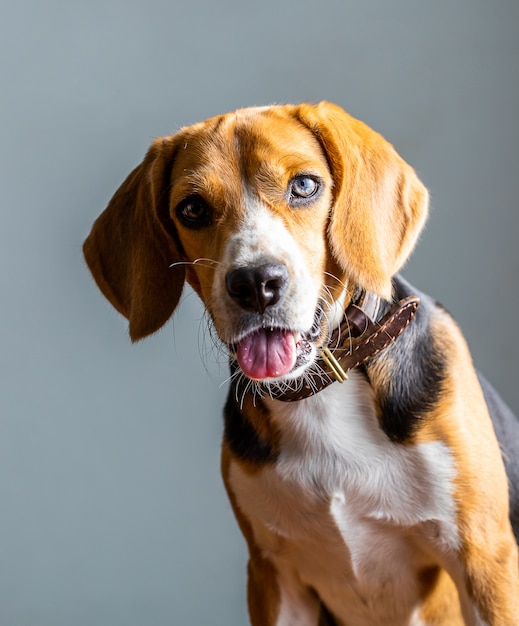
left=320, top=347, right=348, bottom=383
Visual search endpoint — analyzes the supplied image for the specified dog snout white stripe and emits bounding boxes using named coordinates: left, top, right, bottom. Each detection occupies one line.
left=212, top=196, right=319, bottom=337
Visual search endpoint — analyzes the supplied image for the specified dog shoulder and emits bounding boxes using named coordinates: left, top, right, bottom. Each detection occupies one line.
left=362, top=276, right=454, bottom=443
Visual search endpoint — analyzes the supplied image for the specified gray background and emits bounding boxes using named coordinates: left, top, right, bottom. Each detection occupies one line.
left=1, top=0, right=518, bottom=624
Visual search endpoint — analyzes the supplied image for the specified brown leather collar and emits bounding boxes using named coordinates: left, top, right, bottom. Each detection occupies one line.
left=260, top=293, right=420, bottom=402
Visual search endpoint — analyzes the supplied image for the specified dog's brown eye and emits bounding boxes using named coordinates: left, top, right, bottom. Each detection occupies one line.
left=176, top=196, right=212, bottom=229
left=288, top=175, right=321, bottom=205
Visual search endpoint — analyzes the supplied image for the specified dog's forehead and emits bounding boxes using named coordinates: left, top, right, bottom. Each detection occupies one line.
left=171, top=106, right=328, bottom=190
left=230, top=106, right=324, bottom=160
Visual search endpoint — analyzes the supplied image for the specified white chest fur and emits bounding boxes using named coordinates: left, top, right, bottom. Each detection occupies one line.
left=228, top=371, right=460, bottom=624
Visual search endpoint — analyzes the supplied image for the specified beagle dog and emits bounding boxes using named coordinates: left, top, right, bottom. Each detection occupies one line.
left=83, top=102, right=519, bottom=625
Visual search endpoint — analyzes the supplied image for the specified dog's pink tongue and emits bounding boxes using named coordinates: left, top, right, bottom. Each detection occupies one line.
left=236, top=329, right=297, bottom=380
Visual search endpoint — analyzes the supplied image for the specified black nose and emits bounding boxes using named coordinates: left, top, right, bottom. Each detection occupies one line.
left=225, top=263, right=289, bottom=313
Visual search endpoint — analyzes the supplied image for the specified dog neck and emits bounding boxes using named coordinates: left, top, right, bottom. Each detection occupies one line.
left=258, top=291, right=420, bottom=402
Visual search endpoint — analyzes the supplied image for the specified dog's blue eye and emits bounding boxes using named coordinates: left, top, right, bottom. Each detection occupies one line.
left=176, top=196, right=212, bottom=229
left=289, top=176, right=320, bottom=203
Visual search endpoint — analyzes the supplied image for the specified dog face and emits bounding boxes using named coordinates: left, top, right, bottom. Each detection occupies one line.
left=84, top=102, right=429, bottom=383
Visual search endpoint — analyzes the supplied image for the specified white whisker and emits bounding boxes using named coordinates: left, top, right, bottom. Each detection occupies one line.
left=323, top=271, right=349, bottom=292
left=169, top=257, right=221, bottom=270
left=221, top=365, right=243, bottom=390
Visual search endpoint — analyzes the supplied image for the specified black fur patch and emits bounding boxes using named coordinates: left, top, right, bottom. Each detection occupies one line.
left=223, top=386, right=277, bottom=465
left=366, top=279, right=447, bottom=443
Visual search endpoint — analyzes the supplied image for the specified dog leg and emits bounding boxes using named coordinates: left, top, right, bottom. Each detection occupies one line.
left=456, top=537, right=519, bottom=625
left=247, top=556, right=321, bottom=626
left=222, top=444, right=321, bottom=625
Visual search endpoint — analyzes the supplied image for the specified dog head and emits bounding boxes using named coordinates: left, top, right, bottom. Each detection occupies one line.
left=84, top=102, right=428, bottom=382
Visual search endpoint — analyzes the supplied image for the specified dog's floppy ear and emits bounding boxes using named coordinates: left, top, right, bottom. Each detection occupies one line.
left=296, top=101, right=429, bottom=299
left=83, top=137, right=185, bottom=341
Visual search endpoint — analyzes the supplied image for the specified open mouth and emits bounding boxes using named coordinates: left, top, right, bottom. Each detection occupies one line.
left=231, top=305, right=324, bottom=381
